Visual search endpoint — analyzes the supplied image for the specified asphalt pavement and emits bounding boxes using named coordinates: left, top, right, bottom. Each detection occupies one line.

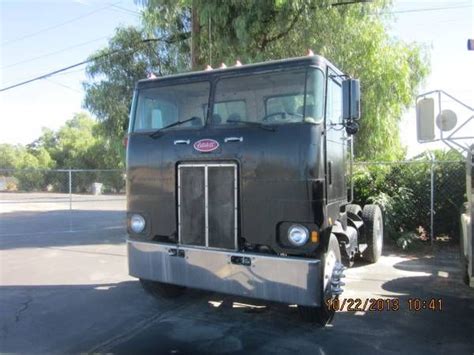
left=0, top=207, right=473, bottom=354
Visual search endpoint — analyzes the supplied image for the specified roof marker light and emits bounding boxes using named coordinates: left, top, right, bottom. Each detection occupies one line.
left=205, top=65, right=213, bottom=71
left=307, top=49, right=314, bottom=56
left=235, top=60, right=242, bottom=67
left=220, top=63, right=227, bottom=68
left=147, top=73, right=157, bottom=79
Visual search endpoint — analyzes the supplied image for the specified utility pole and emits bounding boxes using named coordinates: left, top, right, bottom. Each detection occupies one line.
left=191, top=0, right=201, bottom=70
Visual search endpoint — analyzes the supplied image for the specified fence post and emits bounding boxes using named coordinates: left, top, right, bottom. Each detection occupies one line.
left=68, top=169, right=72, bottom=211
left=68, top=169, right=72, bottom=232
left=430, top=157, right=435, bottom=246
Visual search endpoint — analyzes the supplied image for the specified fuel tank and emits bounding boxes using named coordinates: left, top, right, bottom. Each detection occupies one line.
left=127, top=122, right=325, bottom=254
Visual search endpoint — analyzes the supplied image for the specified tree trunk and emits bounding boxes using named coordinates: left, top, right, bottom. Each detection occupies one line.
left=191, top=1, right=201, bottom=70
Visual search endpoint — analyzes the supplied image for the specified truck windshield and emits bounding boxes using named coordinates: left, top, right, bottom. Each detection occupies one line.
left=133, top=81, right=210, bottom=132
left=210, top=68, right=324, bottom=126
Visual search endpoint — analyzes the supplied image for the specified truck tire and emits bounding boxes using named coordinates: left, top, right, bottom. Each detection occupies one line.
left=140, top=279, right=186, bottom=299
left=362, top=204, right=383, bottom=263
left=298, top=235, right=342, bottom=326
left=460, top=213, right=470, bottom=285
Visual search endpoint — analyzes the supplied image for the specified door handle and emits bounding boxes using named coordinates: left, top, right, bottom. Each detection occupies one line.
left=224, top=137, right=243, bottom=143
left=174, top=139, right=190, bottom=145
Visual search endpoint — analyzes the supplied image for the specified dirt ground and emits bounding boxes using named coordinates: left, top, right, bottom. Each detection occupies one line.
left=0, top=207, right=473, bottom=354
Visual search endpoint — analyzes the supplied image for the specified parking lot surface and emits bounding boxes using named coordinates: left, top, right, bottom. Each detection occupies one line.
left=0, top=205, right=473, bottom=354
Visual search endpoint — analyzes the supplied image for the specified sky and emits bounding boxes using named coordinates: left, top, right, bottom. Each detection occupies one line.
left=0, top=0, right=473, bottom=157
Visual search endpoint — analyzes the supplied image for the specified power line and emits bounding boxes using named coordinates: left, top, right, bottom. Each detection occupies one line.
left=1, top=36, right=109, bottom=70
left=110, top=4, right=142, bottom=16
left=0, top=39, right=160, bottom=93
left=44, top=78, right=83, bottom=94
left=54, top=67, right=89, bottom=77
left=332, top=0, right=372, bottom=7
left=383, top=3, right=472, bottom=14
left=1, top=2, right=121, bottom=46
left=0, top=59, right=96, bottom=92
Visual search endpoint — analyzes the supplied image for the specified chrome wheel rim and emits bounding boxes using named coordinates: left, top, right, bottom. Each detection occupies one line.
left=323, top=249, right=337, bottom=291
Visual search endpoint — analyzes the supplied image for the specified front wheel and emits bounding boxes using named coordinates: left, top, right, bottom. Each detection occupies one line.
left=298, top=235, right=344, bottom=326
left=140, top=279, right=186, bottom=299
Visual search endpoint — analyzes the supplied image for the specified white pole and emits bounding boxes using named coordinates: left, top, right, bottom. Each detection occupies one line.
left=68, top=169, right=72, bottom=231
left=430, top=157, right=435, bottom=247
left=68, top=169, right=72, bottom=211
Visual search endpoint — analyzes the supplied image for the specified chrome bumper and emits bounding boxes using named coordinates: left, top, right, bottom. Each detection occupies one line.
left=128, top=240, right=322, bottom=306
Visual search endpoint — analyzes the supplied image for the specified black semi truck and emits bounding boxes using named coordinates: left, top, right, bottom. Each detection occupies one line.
left=126, top=54, right=384, bottom=325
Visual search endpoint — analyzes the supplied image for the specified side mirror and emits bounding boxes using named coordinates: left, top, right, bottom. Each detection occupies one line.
left=342, top=79, right=361, bottom=120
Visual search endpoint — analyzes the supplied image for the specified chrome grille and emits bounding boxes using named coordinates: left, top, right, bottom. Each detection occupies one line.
left=178, top=163, right=237, bottom=250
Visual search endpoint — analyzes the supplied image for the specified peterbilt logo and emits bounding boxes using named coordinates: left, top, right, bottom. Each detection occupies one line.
left=193, top=139, right=219, bottom=152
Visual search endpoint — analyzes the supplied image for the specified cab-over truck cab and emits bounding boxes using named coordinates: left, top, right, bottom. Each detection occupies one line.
left=126, top=55, right=384, bottom=325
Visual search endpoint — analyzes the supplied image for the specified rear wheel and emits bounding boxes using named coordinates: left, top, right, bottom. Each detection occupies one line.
left=298, top=235, right=344, bottom=326
left=362, top=204, right=383, bottom=263
left=140, top=279, right=186, bottom=299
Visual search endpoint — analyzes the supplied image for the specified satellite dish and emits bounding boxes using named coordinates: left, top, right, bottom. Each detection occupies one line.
left=436, top=109, right=457, bottom=131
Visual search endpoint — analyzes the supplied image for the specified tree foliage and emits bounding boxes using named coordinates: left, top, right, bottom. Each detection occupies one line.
left=353, top=149, right=465, bottom=247
left=32, top=112, right=124, bottom=170
left=0, top=144, right=53, bottom=170
left=0, top=113, right=125, bottom=192
left=83, top=27, right=164, bottom=142
left=0, top=140, right=54, bottom=191
left=84, top=0, right=430, bottom=160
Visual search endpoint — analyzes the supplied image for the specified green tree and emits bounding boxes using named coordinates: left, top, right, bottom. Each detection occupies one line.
left=0, top=144, right=54, bottom=170
left=0, top=144, right=22, bottom=169
left=33, top=113, right=123, bottom=170
left=0, top=143, right=54, bottom=191
left=84, top=0, right=430, bottom=160
left=36, top=112, right=98, bottom=168
left=83, top=27, right=165, bottom=143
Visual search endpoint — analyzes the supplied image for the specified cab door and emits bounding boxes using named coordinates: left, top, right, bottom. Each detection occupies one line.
left=325, top=72, right=346, bottom=203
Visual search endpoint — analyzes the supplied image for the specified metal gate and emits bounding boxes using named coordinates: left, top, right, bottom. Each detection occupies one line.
left=177, top=163, right=237, bottom=250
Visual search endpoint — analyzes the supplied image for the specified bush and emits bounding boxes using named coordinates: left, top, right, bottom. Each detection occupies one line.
left=353, top=157, right=465, bottom=246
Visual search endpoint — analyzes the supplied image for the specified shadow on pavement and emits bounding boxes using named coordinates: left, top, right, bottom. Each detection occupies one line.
left=2, top=266, right=473, bottom=354
left=0, top=280, right=378, bottom=354
left=0, top=210, right=125, bottom=250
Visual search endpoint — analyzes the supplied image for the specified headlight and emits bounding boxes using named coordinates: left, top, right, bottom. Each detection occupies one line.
left=130, top=214, right=146, bottom=233
left=288, top=224, right=309, bottom=246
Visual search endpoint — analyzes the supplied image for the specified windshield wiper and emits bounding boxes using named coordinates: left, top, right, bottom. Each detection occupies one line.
left=149, top=117, right=199, bottom=138
left=226, top=119, right=275, bottom=131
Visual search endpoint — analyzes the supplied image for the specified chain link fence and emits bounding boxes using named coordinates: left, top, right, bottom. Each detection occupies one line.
left=352, top=160, right=466, bottom=245
left=0, top=161, right=467, bottom=242
left=0, top=169, right=126, bottom=234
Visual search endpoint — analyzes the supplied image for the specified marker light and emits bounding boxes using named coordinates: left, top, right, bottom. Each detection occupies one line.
left=235, top=60, right=242, bottom=66
left=288, top=224, right=309, bottom=247
left=307, top=49, right=314, bottom=56
left=205, top=65, right=213, bottom=71
left=220, top=63, right=227, bottom=68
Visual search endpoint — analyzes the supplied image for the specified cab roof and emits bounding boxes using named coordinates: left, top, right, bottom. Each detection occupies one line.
left=136, top=55, right=344, bottom=89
